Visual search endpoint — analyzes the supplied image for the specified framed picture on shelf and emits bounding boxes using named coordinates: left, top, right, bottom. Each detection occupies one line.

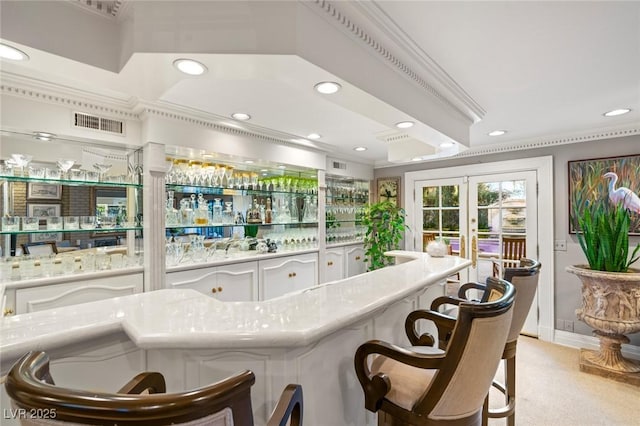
left=27, top=203, right=61, bottom=218
left=568, top=153, right=640, bottom=234
left=376, top=176, right=400, bottom=206
left=27, top=183, right=62, bottom=200
left=30, top=231, right=62, bottom=243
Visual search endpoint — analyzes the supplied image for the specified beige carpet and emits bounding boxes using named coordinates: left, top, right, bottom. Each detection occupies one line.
left=488, top=336, right=640, bottom=426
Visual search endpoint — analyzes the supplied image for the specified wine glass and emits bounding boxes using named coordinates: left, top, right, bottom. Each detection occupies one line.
left=93, top=163, right=112, bottom=182
left=57, top=159, right=75, bottom=179
left=10, top=154, right=32, bottom=177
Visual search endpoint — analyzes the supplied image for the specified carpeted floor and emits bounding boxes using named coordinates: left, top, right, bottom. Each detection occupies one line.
left=488, top=336, right=640, bottom=426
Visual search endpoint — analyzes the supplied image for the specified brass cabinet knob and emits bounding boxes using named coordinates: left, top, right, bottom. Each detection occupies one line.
left=288, top=273, right=293, bottom=278
left=211, top=288, right=217, bottom=294
left=218, top=286, right=223, bottom=292
left=293, top=272, right=297, bottom=277
left=355, top=256, right=361, bottom=260
left=328, top=261, right=333, bottom=266
left=4, top=308, right=14, bottom=316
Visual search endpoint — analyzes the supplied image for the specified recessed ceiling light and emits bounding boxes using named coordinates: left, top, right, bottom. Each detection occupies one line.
left=173, top=58, right=207, bottom=76
left=244, top=160, right=254, bottom=164
left=0, top=43, right=29, bottom=61
left=603, top=108, right=631, bottom=117
left=412, top=157, right=423, bottom=162
left=260, top=169, right=268, bottom=172
left=277, top=165, right=286, bottom=169
left=395, top=121, right=414, bottom=129
left=314, top=81, right=341, bottom=94
left=231, top=112, right=251, bottom=121
left=488, top=130, right=507, bottom=136
left=354, top=147, right=367, bottom=152
left=307, top=133, right=321, bottom=140
left=440, top=142, right=454, bottom=148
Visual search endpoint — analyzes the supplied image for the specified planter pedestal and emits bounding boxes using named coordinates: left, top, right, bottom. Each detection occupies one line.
left=567, top=265, right=640, bottom=386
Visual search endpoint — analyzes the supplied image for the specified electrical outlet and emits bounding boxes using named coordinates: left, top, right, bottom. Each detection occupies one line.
left=563, top=320, right=574, bottom=332
left=554, top=240, right=567, bottom=251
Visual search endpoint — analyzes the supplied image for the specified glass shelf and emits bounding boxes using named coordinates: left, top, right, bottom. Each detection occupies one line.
left=1, top=227, right=143, bottom=235
left=166, top=183, right=316, bottom=197
left=0, top=175, right=142, bottom=189
left=326, top=195, right=369, bottom=203
left=166, top=222, right=318, bottom=230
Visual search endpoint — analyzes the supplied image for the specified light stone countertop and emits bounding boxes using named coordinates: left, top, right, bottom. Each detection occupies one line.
left=0, top=251, right=470, bottom=364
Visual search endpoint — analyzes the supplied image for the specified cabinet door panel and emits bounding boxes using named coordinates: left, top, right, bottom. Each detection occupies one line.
left=324, top=248, right=345, bottom=283
left=345, top=245, right=367, bottom=277
left=166, top=262, right=258, bottom=302
left=15, top=273, right=143, bottom=314
left=260, top=253, right=318, bottom=300
left=215, top=262, right=259, bottom=302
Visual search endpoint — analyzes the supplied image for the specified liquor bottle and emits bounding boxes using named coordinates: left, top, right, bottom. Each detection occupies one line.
left=265, top=197, right=273, bottom=224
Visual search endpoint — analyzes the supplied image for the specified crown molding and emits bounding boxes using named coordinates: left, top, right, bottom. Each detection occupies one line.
left=307, top=0, right=480, bottom=125
left=0, top=71, right=139, bottom=119
left=373, top=124, right=640, bottom=168
left=0, top=73, right=332, bottom=154
left=350, top=1, right=485, bottom=123
left=454, top=125, right=640, bottom=159
left=136, top=101, right=331, bottom=155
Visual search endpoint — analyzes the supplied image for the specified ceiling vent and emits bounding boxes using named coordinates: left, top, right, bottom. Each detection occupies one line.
left=332, top=161, right=347, bottom=170
left=74, top=112, right=124, bottom=135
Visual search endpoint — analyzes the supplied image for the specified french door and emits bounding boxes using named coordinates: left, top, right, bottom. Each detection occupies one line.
left=415, top=171, right=538, bottom=335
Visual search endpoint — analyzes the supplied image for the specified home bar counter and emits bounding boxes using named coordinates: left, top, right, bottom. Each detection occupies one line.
left=0, top=251, right=470, bottom=426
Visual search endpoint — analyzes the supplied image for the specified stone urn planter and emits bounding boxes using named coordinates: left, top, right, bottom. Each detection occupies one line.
left=566, top=265, right=640, bottom=385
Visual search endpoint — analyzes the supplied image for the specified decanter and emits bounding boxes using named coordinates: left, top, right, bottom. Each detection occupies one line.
left=246, top=198, right=263, bottom=224
left=166, top=191, right=180, bottom=226
left=212, top=198, right=223, bottom=225
left=194, top=193, right=210, bottom=225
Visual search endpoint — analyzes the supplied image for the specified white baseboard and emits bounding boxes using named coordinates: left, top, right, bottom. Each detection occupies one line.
left=553, top=330, right=640, bottom=360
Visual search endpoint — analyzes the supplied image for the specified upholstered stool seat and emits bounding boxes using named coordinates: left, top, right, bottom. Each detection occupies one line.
left=355, top=277, right=515, bottom=426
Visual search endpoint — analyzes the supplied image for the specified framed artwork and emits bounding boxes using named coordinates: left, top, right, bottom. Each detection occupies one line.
left=27, top=183, right=62, bottom=200
left=376, top=176, right=400, bottom=206
left=30, top=231, right=62, bottom=243
left=27, top=203, right=61, bottom=218
left=569, top=154, right=640, bottom=234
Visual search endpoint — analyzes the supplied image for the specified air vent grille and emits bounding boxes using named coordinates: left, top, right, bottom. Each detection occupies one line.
left=74, top=112, right=124, bottom=135
left=332, top=161, right=347, bottom=170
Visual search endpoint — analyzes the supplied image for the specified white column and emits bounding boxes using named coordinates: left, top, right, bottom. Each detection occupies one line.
left=143, top=142, right=166, bottom=292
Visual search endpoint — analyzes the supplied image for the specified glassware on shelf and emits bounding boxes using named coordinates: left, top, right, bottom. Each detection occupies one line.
left=99, top=215, right=116, bottom=229
left=21, top=216, right=39, bottom=231
left=211, top=198, right=223, bottom=225
left=166, top=191, right=180, bottom=226
left=80, top=215, right=97, bottom=230
left=46, top=216, right=63, bottom=231
left=69, top=169, right=86, bottom=181
left=223, top=201, right=234, bottom=225
left=27, top=167, right=45, bottom=179
left=64, top=216, right=79, bottom=230
left=2, top=216, right=20, bottom=232
left=246, top=198, right=263, bottom=224
left=166, top=241, right=185, bottom=266
left=57, top=159, right=75, bottom=179
left=93, top=163, right=112, bottom=182
left=215, top=165, right=226, bottom=188
left=9, top=154, right=33, bottom=177
left=194, top=193, right=211, bottom=225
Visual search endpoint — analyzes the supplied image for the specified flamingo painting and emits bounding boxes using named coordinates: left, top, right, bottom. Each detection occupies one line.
left=603, top=172, right=640, bottom=214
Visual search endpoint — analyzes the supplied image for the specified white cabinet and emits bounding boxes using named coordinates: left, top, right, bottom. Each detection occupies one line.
left=321, top=244, right=367, bottom=284
left=259, top=253, right=318, bottom=300
left=324, top=248, right=345, bottom=283
left=166, top=261, right=258, bottom=302
left=345, top=245, right=367, bottom=277
left=14, top=272, right=143, bottom=314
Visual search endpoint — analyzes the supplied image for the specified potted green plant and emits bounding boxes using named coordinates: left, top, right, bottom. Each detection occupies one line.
left=362, top=200, right=408, bottom=271
left=567, top=190, right=640, bottom=383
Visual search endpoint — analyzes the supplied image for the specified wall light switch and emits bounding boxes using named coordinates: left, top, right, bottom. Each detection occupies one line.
left=554, top=240, right=567, bottom=251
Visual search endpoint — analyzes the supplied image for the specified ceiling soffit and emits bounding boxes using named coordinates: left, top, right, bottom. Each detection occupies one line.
left=0, top=0, right=474, bottom=153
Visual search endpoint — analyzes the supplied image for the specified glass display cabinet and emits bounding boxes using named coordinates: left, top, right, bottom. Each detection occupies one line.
left=325, top=175, right=369, bottom=245
left=164, top=156, right=318, bottom=267
left=0, top=130, right=144, bottom=315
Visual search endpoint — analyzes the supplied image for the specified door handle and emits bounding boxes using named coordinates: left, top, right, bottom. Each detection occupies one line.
left=471, top=235, right=477, bottom=268
left=460, top=235, right=466, bottom=258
